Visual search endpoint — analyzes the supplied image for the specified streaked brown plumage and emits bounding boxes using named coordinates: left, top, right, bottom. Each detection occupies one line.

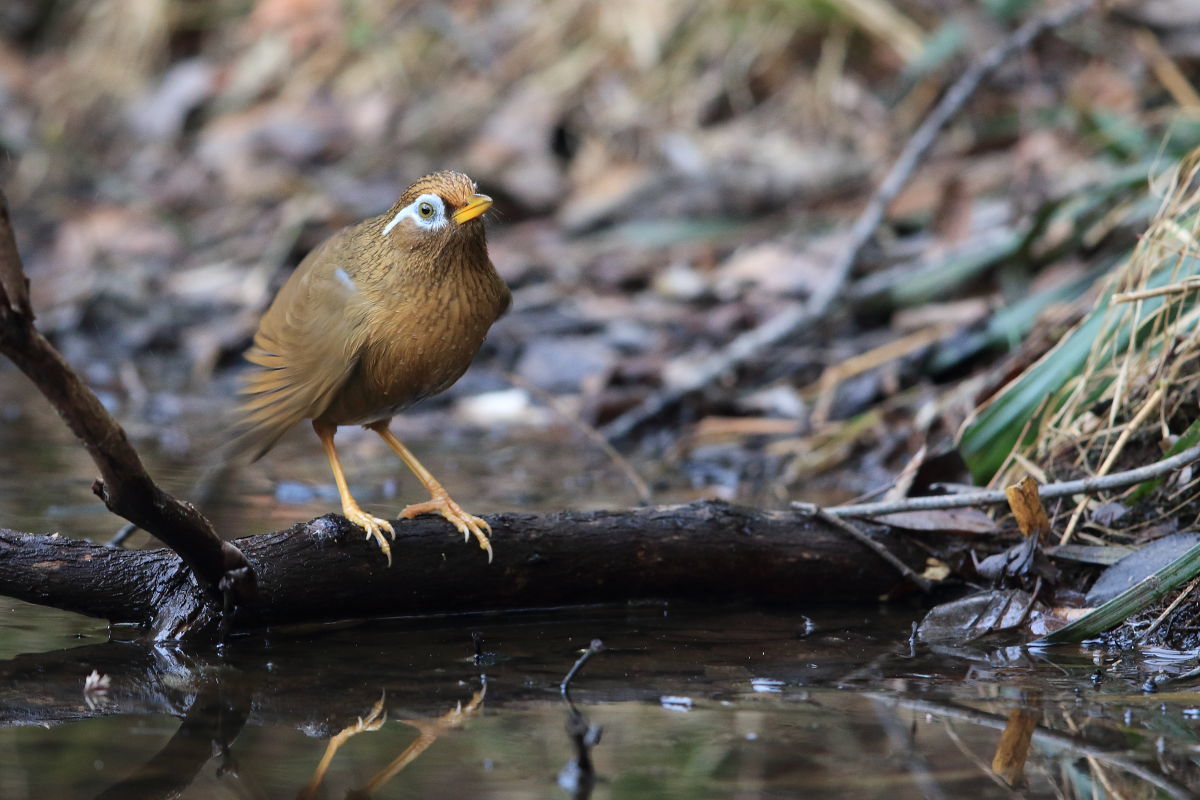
left=234, top=171, right=510, bottom=564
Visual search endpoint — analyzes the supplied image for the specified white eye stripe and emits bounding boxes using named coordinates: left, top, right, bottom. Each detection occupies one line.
left=381, top=193, right=447, bottom=236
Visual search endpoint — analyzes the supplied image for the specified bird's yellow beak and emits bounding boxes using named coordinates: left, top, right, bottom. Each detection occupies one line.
left=452, top=194, right=493, bottom=225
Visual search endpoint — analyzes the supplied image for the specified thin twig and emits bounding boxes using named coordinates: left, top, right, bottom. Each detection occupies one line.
left=600, top=0, right=1100, bottom=443
left=796, top=504, right=933, bottom=592
left=821, top=442, right=1200, bottom=517
left=1112, top=276, right=1200, bottom=304
left=561, top=639, right=605, bottom=700
left=106, top=523, right=138, bottom=549
left=1059, top=384, right=1165, bottom=544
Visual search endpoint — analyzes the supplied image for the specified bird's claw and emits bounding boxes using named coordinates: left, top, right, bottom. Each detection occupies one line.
left=342, top=506, right=396, bottom=566
left=356, top=694, right=388, bottom=732
left=401, top=494, right=493, bottom=562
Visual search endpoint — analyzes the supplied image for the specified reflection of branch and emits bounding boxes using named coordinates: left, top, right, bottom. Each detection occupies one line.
left=942, top=722, right=1023, bottom=799
left=600, top=0, right=1101, bottom=442
left=868, top=693, right=1194, bottom=800
left=871, top=698, right=948, bottom=800
left=0, top=188, right=254, bottom=633
left=0, top=640, right=490, bottom=799
left=93, top=676, right=251, bottom=800
left=559, top=640, right=604, bottom=800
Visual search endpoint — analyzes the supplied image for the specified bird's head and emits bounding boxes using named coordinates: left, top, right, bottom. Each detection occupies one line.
left=379, top=170, right=492, bottom=250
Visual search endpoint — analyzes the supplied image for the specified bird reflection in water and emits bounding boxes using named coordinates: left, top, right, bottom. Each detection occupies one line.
left=297, top=678, right=487, bottom=800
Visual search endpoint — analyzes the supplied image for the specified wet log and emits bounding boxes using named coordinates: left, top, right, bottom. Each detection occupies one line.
left=0, top=499, right=923, bottom=641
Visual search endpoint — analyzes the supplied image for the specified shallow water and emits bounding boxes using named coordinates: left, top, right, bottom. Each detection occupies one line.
left=3, top=604, right=1200, bottom=799
left=4, top=375, right=1200, bottom=798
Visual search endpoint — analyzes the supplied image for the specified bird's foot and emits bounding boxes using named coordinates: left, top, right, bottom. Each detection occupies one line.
left=401, top=493, right=493, bottom=562
left=342, top=505, right=396, bottom=566
left=350, top=694, right=388, bottom=734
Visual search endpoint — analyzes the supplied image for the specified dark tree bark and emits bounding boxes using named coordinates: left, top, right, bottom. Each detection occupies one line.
left=0, top=500, right=923, bottom=640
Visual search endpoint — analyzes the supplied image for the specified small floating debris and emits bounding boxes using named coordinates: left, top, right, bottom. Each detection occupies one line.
left=83, top=669, right=110, bottom=710
left=750, top=678, right=785, bottom=693
left=660, top=696, right=692, bottom=711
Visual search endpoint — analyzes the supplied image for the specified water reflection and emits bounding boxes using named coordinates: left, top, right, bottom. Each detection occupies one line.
left=0, top=606, right=1199, bottom=798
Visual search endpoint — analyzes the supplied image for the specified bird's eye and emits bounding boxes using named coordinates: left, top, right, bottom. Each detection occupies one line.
left=418, top=202, right=435, bottom=219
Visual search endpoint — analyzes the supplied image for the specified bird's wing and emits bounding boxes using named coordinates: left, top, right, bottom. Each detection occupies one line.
left=231, top=232, right=370, bottom=460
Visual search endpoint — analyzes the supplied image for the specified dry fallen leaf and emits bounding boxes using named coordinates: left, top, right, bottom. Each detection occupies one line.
left=1005, top=475, right=1051, bottom=540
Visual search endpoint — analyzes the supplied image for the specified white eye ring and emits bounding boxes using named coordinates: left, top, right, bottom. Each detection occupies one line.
left=381, top=193, right=447, bottom=236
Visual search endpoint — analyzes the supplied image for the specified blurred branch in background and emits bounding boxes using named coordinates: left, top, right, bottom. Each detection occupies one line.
left=601, top=0, right=1101, bottom=444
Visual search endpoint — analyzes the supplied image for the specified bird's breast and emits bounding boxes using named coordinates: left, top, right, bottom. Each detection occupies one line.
left=317, top=270, right=506, bottom=426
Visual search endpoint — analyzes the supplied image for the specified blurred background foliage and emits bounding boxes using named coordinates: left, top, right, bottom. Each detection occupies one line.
left=2, top=0, right=1199, bottom=508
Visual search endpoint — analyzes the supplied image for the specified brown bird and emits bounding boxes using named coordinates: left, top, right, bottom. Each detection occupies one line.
left=234, top=171, right=510, bottom=565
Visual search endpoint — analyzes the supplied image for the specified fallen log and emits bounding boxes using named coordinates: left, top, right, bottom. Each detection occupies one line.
left=0, top=499, right=924, bottom=641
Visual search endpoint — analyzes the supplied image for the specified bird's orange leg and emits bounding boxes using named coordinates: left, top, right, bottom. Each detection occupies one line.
left=314, top=421, right=395, bottom=564
left=361, top=682, right=487, bottom=795
left=367, top=422, right=493, bottom=562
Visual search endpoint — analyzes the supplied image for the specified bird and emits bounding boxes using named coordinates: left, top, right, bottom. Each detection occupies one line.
left=233, top=170, right=511, bottom=565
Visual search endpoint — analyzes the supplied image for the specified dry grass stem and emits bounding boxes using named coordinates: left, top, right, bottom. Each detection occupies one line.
left=1134, top=28, right=1200, bottom=111
left=997, top=149, right=1200, bottom=540
left=812, top=326, right=947, bottom=425
left=1137, top=576, right=1200, bottom=644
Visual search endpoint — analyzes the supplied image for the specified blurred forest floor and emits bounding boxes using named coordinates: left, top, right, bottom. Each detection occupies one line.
left=2, top=0, right=1199, bottom=512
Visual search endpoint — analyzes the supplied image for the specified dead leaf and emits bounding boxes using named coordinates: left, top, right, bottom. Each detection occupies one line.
left=922, top=557, right=951, bottom=582
left=1090, top=501, right=1128, bottom=527
left=1005, top=476, right=1050, bottom=539
left=917, top=589, right=1045, bottom=642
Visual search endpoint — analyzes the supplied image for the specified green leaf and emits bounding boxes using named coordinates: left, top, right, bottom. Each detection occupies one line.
left=959, top=290, right=1122, bottom=483
left=961, top=251, right=1200, bottom=483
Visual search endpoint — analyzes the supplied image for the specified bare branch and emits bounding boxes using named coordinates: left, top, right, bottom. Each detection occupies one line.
left=0, top=192, right=30, bottom=316
left=0, top=187, right=253, bottom=605
left=822, top=442, right=1200, bottom=518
